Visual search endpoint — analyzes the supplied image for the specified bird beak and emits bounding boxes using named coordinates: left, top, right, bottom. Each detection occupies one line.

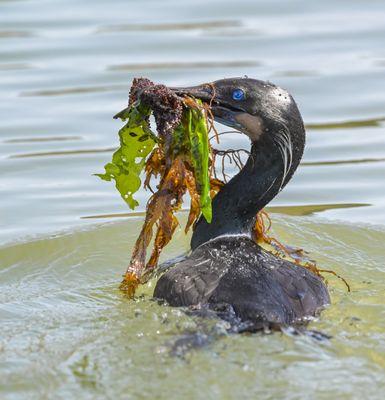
left=169, top=84, right=214, bottom=102
left=113, top=84, right=214, bottom=120
left=170, top=84, right=245, bottom=131
left=114, top=83, right=246, bottom=134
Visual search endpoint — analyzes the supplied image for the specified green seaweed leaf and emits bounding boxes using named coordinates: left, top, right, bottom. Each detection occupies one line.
left=95, top=104, right=156, bottom=209
left=97, top=98, right=212, bottom=223
left=186, top=103, right=212, bottom=223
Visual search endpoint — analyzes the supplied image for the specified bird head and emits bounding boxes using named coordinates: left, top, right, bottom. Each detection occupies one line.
left=171, top=77, right=304, bottom=145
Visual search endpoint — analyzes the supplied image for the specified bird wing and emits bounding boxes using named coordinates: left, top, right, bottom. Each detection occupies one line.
left=153, top=251, right=230, bottom=307
left=210, top=252, right=329, bottom=325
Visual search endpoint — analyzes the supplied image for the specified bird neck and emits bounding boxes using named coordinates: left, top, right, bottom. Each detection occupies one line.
left=191, top=133, right=302, bottom=250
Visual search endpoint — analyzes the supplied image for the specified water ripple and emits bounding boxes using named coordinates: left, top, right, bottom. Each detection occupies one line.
left=0, top=30, right=34, bottom=39
left=4, top=136, right=82, bottom=144
left=81, top=203, right=370, bottom=220
left=97, top=20, right=241, bottom=33
left=108, top=60, right=259, bottom=71
left=302, top=158, right=385, bottom=167
left=10, top=147, right=115, bottom=158
left=306, top=117, right=385, bottom=130
left=20, top=85, right=125, bottom=97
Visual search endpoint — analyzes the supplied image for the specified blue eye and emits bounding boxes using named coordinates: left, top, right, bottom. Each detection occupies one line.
left=232, top=88, right=245, bottom=101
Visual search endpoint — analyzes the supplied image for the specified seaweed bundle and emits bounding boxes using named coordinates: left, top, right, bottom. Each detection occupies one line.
left=97, top=78, right=220, bottom=294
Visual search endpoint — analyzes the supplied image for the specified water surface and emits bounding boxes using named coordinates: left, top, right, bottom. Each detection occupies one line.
left=1, top=0, right=385, bottom=398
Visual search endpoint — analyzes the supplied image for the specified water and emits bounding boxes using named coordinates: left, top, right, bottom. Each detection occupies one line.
left=1, top=0, right=385, bottom=398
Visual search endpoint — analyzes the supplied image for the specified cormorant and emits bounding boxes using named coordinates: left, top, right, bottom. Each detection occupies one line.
left=154, top=78, right=330, bottom=332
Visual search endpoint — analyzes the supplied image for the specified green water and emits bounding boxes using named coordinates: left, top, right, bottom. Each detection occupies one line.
left=1, top=0, right=385, bottom=398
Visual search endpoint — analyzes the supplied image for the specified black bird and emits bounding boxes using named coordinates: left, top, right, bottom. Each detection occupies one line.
left=154, top=78, right=330, bottom=332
